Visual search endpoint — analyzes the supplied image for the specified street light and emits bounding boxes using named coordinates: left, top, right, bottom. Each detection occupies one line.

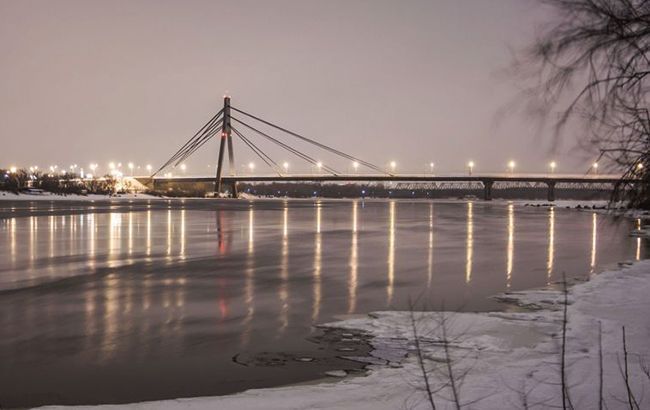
left=316, top=161, right=323, bottom=174
left=508, top=160, right=516, bottom=174
left=390, top=161, right=396, bottom=173
left=352, top=161, right=359, bottom=173
left=283, top=162, right=289, bottom=173
left=109, top=162, right=116, bottom=170
left=468, top=161, right=475, bottom=176
left=549, top=161, right=557, bottom=174
left=9, top=166, right=16, bottom=174
left=248, top=162, right=255, bottom=173
left=146, top=164, right=152, bottom=173
left=593, top=162, right=599, bottom=174
left=429, top=162, right=434, bottom=174
left=180, top=163, right=187, bottom=172
left=128, top=162, right=134, bottom=176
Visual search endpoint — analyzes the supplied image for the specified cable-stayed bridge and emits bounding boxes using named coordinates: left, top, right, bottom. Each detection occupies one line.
left=148, top=96, right=634, bottom=201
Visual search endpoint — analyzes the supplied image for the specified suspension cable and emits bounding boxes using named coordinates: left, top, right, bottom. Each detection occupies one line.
left=172, top=122, right=224, bottom=167
left=231, top=127, right=282, bottom=175
left=165, top=116, right=223, bottom=169
left=152, top=109, right=223, bottom=176
left=231, top=106, right=386, bottom=174
left=232, top=116, right=339, bottom=175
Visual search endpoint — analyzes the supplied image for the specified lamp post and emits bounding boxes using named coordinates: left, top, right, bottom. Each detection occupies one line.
left=593, top=162, right=599, bottom=174
left=549, top=161, right=557, bottom=174
left=429, top=162, right=434, bottom=174
left=468, top=161, right=475, bottom=176
left=390, top=161, right=396, bottom=174
left=508, top=160, right=515, bottom=175
left=283, top=162, right=289, bottom=174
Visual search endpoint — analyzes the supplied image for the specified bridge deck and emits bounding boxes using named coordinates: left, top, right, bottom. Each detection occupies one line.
left=143, top=173, right=629, bottom=184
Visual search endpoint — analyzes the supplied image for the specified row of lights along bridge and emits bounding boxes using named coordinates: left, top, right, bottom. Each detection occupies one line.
left=5, top=160, right=616, bottom=178
left=3, top=161, right=616, bottom=178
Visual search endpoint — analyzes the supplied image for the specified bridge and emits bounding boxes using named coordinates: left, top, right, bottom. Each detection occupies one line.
left=149, top=96, right=634, bottom=201
left=146, top=173, right=625, bottom=201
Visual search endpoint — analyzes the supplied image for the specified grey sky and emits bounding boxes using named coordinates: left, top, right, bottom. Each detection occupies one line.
left=0, top=0, right=589, bottom=175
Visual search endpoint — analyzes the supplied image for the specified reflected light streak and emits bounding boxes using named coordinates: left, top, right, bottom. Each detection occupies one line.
left=128, top=212, right=134, bottom=257
left=49, top=215, right=54, bottom=258
left=387, top=201, right=396, bottom=306
left=166, top=209, right=172, bottom=259
left=465, top=202, right=474, bottom=284
left=348, top=201, right=358, bottom=314
left=590, top=212, right=597, bottom=273
left=10, top=218, right=16, bottom=264
left=427, top=203, right=434, bottom=289
left=146, top=210, right=152, bottom=258
left=506, top=203, right=514, bottom=288
left=180, top=209, right=186, bottom=259
left=312, top=201, right=322, bottom=322
left=547, top=207, right=555, bottom=284
left=242, top=206, right=255, bottom=346
left=109, top=213, right=121, bottom=266
left=278, top=203, right=289, bottom=335
left=29, top=216, right=36, bottom=265
left=636, top=218, right=642, bottom=261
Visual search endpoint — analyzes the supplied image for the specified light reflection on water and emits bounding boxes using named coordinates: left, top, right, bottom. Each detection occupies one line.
left=465, top=201, right=473, bottom=284
left=348, top=200, right=358, bottom=313
left=387, top=201, right=395, bottom=305
left=506, top=203, right=514, bottom=288
left=0, top=199, right=644, bottom=407
left=547, top=207, right=554, bottom=284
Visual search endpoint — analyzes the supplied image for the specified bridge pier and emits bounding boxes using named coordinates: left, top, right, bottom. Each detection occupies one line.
left=547, top=181, right=556, bottom=202
left=483, top=180, right=493, bottom=201
left=230, top=181, right=238, bottom=198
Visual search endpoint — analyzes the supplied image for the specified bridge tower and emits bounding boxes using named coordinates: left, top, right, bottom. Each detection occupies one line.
left=215, top=96, right=237, bottom=196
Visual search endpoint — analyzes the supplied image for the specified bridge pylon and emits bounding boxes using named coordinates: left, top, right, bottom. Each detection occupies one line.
left=215, top=96, right=236, bottom=195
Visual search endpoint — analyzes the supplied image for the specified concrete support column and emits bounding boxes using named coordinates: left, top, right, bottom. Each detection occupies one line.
left=230, top=181, right=238, bottom=198
left=483, top=180, right=493, bottom=201
left=547, top=181, right=556, bottom=202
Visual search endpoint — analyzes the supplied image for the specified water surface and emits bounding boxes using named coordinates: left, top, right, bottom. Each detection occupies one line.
left=0, top=199, right=642, bottom=407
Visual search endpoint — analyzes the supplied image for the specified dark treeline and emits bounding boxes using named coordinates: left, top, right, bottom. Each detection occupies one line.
left=0, top=168, right=119, bottom=195
left=236, top=182, right=610, bottom=200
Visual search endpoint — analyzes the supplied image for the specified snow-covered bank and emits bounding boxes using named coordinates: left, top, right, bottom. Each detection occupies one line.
left=38, top=261, right=650, bottom=409
left=519, top=198, right=650, bottom=219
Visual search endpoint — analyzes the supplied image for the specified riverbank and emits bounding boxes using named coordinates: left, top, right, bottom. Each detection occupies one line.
left=0, top=192, right=161, bottom=201
left=37, top=258, right=650, bottom=409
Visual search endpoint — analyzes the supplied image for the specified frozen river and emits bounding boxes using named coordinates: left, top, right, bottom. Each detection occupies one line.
left=0, top=198, right=642, bottom=407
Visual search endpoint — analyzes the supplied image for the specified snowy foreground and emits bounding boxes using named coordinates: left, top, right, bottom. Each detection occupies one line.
left=39, top=261, right=650, bottom=409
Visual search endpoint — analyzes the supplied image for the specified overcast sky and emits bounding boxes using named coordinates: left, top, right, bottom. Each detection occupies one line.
left=0, top=0, right=592, bottom=175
